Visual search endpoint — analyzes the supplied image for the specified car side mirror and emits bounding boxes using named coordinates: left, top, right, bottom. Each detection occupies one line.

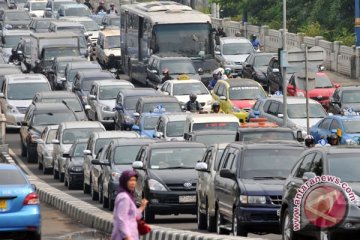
left=296, top=130, right=303, bottom=142
left=91, top=159, right=110, bottom=166
left=195, top=162, right=209, bottom=172
left=83, top=149, right=91, bottom=155
left=45, top=7, right=51, bottom=11
left=100, top=26, right=105, bottom=30
left=132, top=161, right=144, bottom=169
left=153, top=132, right=163, bottom=139
left=302, top=172, right=316, bottom=182
left=163, top=91, right=169, bottom=96
left=214, top=50, right=221, bottom=55
left=24, top=7, right=29, bottom=11
left=245, top=64, right=252, bottom=68
left=183, top=132, right=189, bottom=140
left=219, top=96, right=227, bottom=101
left=219, top=169, right=236, bottom=180
left=88, top=94, right=96, bottom=100
left=52, top=139, right=60, bottom=144
left=272, top=68, right=280, bottom=73
left=277, top=113, right=284, bottom=118
left=62, top=153, right=70, bottom=158
left=35, top=139, right=44, bottom=144
left=334, top=84, right=340, bottom=88
left=17, top=50, right=23, bottom=55
left=197, top=68, right=204, bottom=75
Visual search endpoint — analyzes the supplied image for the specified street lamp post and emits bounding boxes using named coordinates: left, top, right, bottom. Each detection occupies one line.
left=282, top=0, right=288, bottom=127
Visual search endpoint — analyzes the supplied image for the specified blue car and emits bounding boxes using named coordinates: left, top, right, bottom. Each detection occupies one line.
left=310, top=115, right=360, bottom=145
left=132, top=112, right=163, bottom=138
left=0, top=164, right=41, bottom=239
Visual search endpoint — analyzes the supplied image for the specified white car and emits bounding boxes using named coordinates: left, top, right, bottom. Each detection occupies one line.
left=158, top=79, right=213, bottom=112
left=0, top=74, right=51, bottom=128
left=36, top=125, right=58, bottom=174
left=24, top=0, right=47, bottom=17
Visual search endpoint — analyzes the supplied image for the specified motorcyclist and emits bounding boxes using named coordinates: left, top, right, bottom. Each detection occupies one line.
left=207, top=71, right=220, bottom=90
left=95, top=0, right=107, bottom=14
left=250, top=34, right=261, bottom=50
left=217, top=27, right=227, bottom=37
left=328, top=133, right=340, bottom=146
left=161, top=68, right=173, bottom=83
left=224, top=67, right=233, bottom=78
left=304, top=135, right=315, bottom=148
left=83, top=0, right=94, bottom=11
left=211, top=101, right=222, bottom=113
left=315, top=136, right=331, bottom=147
left=185, top=93, right=202, bottom=113
left=107, top=3, right=118, bottom=14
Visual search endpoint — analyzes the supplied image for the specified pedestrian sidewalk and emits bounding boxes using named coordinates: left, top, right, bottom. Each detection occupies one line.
left=326, top=71, right=360, bottom=87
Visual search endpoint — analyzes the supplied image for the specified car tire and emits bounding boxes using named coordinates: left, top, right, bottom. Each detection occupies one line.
left=282, top=208, right=301, bottom=240
left=59, top=170, right=64, bottom=182
left=64, top=175, right=68, bottom=187
left=38, top=160, right=43, bottom=170
left=53, top=168, right=59, bottom=179
left=99, top=182, right=103, bottom=204
left=91, top=184, right=99, bottom=201
left=144, top=207, right=155, bottom=223
left=21, top=140, right=26, bottom=157
left=216, top=208, right=227, bottom=235
left=207, top=202, right=216, bottom=232
left=232, top=210, right=247, bottom=236
left=197, top=199, right=207, bottom=230
left=42, top=157, right=51, bottom=174
left=108, top=188, right=114, bottom=211
left=83, top=180, right=91, bottom=194
left=68, top=177, right=74, bottom=190
left=27, top=231, right=41, bottom=240
left=27, top=147, right=36, bottom=163
left=102, top=186, right=109, bottom=209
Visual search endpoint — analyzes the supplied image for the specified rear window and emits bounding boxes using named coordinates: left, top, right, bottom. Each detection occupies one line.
left=0, top=169, right=27, bottom=185
left=192, top=122, right=239, bottom=131
left=240, top=131, right=295, bottom=142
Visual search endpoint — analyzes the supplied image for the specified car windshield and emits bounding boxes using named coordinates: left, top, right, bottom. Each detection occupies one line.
left=113, top=145, right=141, bottom=165
left=65, top=7, right=90, bottom=16
left=42, top=98, right=83, bottom=112
left=94, top=138, right=112, bottom=155
left=124, top=96, right=139, bottom=110
left=343, top=120, right=360, bottom=133
left=62, top=128, right=104, bottom=144
left=143, top=116, right=160, bottom=130
left=99, top=85, right=133, bottom=100
left=142, top=102, right=182, bottom=113
left=196, top=134, right=235, bottom=146
left=31, top=2, right=46, bottom=10
left=240, top=131, right=295, bottom=141
left=46, top=129, right=57, bottom=144
left=192, top=122, right=239, bottom=131
left=240, top=149, right=303, bottom=179
left=44, top=48, right=79, bottom=60
left=214, top=149, right=224, bottom=170
left=222, top=43, right=254, bottom=55
left=104, top=35, right=120, bottom=49
left=81, top=77, right=113, bottom=91
left=3, top=35, right=28, bottom=48
left=160, top=61, right=196, bottom=75
left=80, top=20, right=99, bottom=31
left=166, top=121, right=185, bottom=137
left=8, top=83, right=50, bottom=100
left=109, top=17, right=120, bottom=26
left=149, top=147, right=205, bottom=169
left=328, top=154, right=360, bottom=182
left=287, top=103, right=326, bottom=118
left=35, top=20, right=51, bottom=29
left=4, top=11, right=30, bottom=21
left=72, top=142, right=87, bottom=157
left=68, top=68, right=97, bottom=82
left=254, top=55, right=274, bottom=67
left=229, top=86, right=266, bottom=100
left=32, top=112, right=76, bottom=126
left=295, top=75, right=333, bottom=89
left=173, top=82, right=208, bottom=95
left=56, top=61, right=69, bottom=74
left=0, top=169, right=27, bottom=185
left=342, top=90, right=360, bottom=103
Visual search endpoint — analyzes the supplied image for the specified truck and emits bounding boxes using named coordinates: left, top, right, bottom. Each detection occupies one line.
left=30, top=32, right=81, bottom=73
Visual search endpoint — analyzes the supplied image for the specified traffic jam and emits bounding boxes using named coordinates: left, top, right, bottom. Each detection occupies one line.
left=0, top=0, right=359, bottom=240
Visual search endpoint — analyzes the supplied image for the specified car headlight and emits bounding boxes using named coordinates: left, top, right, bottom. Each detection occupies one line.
left=70, top=166, right=83, bottom=172
left=240, top=195, right=267, bottom=204
left=148, top=179, right=167, bottom=191
left=7, top=105, right=19, bottom=114
left=111, top=172, right=120, bottom=180
left=102, top=105, right=112, bottom=111
left=297, top=92, right=305, bottom=97
left=232, top=106, right=241, bottom=113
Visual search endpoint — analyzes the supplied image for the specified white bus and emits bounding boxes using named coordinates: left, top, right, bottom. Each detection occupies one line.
left=120, top=1, right=218, bottom=85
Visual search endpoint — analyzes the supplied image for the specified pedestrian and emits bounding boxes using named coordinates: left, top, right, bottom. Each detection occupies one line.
left=111, top=170, right=148, bottom=240
left=83, top=0, right=94, bottom=11
left=95, top=0, right=107, bottom=14
left=107, top=3, right=118, bottom=15
left=250, top=34, right=261, bottom=51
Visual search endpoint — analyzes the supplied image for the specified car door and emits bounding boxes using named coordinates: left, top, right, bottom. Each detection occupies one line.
left=242, top=55, right=253, bottom=78
left=102, top=146, right=113, bottom=198
left=148, top=58, right=159, bottom=86
left=134, top=148, right=147, bottom=203
left=114, top=93, right=124, bottom=126
left=87, top=84, right=97, bottom=120
left=83, top=136, right=93, bottom=186
left=263, top=100, right=282, bottom=124
left=159, top=82, right=168, bottom=95
left=220, top=149, right=237, bottom=219
left=197, top=148, right=213, bottom=208
left=330, top=89, right=341, bottom=114
left=146, top=56, right=155, bottom=81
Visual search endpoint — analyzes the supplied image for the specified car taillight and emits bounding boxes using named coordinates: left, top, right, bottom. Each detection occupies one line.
left=23, top=192, right=39, bottom=205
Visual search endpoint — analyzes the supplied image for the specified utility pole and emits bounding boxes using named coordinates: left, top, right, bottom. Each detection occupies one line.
left=305, top=46, right=310, bottom=135
left=282, top=0, right=288, bottom=127
left=356, top=0, right=360, bottom=46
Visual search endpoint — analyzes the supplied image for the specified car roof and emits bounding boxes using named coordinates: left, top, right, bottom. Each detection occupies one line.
left=166, top=79, right=203, bottom=84
left=60, top=3, right=87, bottom=8
left=220, top=37, right=251, bottom=44
left=92, top=131, right=139, bottom=139
left=208, top=142, right=230, bottom=149
left=220, top=78, right=261, bottom=87
left=312, top=146, right=360, bottom=155
left=162, top=112, right=189, bottom=121
left=54, top=56, right=86, bottom=62
left=331, top=115, right=360, bottom=121
left=228, top=142, right=304, bottom=150
left=45, top=124, right=59, bottom=130
left=147, top=141, right=206, bottom=149
left=60, top=121, right=104, bottom=129
left=238, top=127, right=293, bottom=133
left=6, top=74, right=48, bottom=83
left=61, top=16, right=95, bottom=22
left=36, top=91, right=78, bottom=99
left=72, top=139, right=88, bottom=144
left=119, top=88, right=159, bottom=96
left=186, top=113, right=239, bottom=123
left=50, top=21, right=83, bottom=27
left=100, top=29, right=120, bottom=36
left=138, top=95, right=179, bottom=103
left=2, top=30, right=32, bottom=36
left=66, top=61, right=100, bottom=69
left=267, top=96, right=320, bottom=104
left=33, top=102, right=73, bottom=112
left=92, top=80, right=133, bottom=86
left=338, top=86, right=360, bottom=91
left=110, top=138, right=156, bottom=146
left=78, top=70, right=113, bottom=77
left=152, top=54, right=192, bottom=60
left=191, top=130, right=236, bottom=135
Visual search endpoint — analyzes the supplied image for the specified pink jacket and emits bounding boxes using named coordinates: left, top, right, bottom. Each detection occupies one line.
left=111, top=192, right=141, bottom=240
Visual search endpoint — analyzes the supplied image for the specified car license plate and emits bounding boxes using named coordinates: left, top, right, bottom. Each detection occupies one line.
left=179, top=195, right=196, bottom=203
left=0, top=200, right=7, bottom=210
left=277, top=209, right=280, bottom=217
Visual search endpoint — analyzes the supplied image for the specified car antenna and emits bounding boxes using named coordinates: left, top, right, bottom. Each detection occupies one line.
left=62, top=100, right=79, bottom=121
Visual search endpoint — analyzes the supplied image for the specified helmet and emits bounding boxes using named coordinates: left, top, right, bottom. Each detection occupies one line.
left=212, top=101, right=220, bottom=112
left=329, top=133, right=339, bottom=146
left=304, top=135, right=315, bottom=147
left=162, top=68, right=169, bottom=75
left=190, top=92, right=197, bottom=102
left=224, top=67, right=232, bottom=75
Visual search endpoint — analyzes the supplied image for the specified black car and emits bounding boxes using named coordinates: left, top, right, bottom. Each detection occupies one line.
left=29, top=18, right=53, bottom=33
left=132, top=141, right=206, bottom=222
left=329, top=86, right=360, bottom=115
left=19, top=102, right=77, bottom=163
left=63, top=139, right=87, bottom=190
left=72, top=70, right=115, bottom=107
left=31, top=91, right=88, bottom=121
left=280, top=147, right=360, bottom=240
left=214, top=142, right=304, bottom=236
left=91, top=138, right=155, bottom=210
left=235, top=127, right=301, bottom=142
left=184, top=130, right=236, bottom=147
left=242, top=52, right=277, bottom=89
left=114, top=88, right=161, bottom=130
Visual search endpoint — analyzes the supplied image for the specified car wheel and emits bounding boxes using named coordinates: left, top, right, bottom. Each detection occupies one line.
left=232, top=210, right=247, bottom=236
left=27, top=231, right=41, bottom=240
left=102, top=185, right=109, bottom=209
left=143, top=206, right=154, bottom=223
left=53, top=167, right=59, bottom=179
left=27, top=147, right=36, bottom=163
left=38, top=159, right=43, bottom=170
left=91, top=183, right=99, bottom=201
left=206, top=202, right=216, bottom=232
left=282, top=208, right=301, bottom=240
left=108, top=188, right=114, bottom=211
left=21, top=140, right=26, bottom=157
left=64, top=175, right=68, bottom=187
left=58, top=167, right=64, bottom=182
left=83, top=180, right=90, bottom=194
left=99, top=182, right=103, bottom=204
left=42, top=157, right=50, bottom=174
left=197, top=199, right=207, bottom=230
left=68, top=177, right=74, bottom=190
left=216, top=208, right=227, bottom=235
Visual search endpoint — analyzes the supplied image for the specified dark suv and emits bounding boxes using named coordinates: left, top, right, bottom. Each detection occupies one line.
left=214, top=142, right=304, bottom=236
left=329, top=86, right=360, bottom=115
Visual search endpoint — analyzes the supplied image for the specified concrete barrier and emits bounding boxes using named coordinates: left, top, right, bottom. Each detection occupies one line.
left=1, top=151, right=267, bottom=240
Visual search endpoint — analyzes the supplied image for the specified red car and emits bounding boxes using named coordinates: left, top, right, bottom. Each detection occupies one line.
left=287, top=72, right=340, bottom=110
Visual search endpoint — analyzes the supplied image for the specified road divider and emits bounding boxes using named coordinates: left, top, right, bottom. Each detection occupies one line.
left=1, top=150, right=266, bottom=240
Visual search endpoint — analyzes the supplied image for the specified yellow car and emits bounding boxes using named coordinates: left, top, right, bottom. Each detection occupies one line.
left=211, top=78, right=267, bottom=122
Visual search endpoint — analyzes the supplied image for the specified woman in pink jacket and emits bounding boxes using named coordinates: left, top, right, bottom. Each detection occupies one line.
left=111, top=170, right=148, bottom=240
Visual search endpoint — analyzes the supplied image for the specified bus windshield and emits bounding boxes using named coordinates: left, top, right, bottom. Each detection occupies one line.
left=153, top=23, right=211, bottom=58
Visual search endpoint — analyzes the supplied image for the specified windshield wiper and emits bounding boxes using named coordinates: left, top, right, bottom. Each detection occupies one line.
left=252, top=176, right=286, bottom=180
